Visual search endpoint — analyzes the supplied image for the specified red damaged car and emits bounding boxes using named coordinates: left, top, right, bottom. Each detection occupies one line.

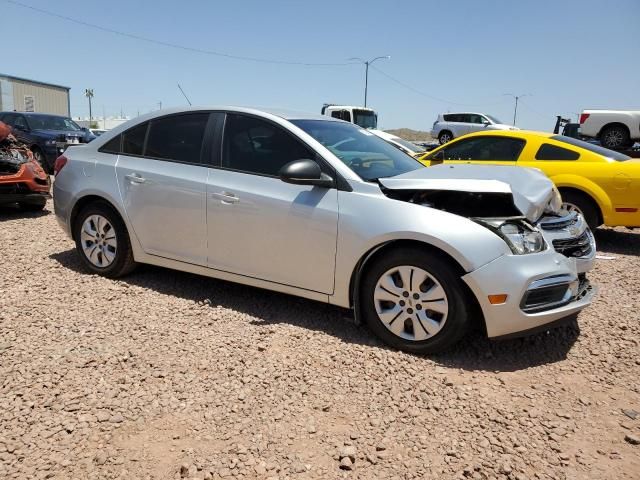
left=0, top=121, right=50, bottom=211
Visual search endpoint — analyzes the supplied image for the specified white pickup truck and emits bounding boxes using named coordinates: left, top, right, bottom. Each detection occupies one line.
left=579, top=109, right=640, bottom=149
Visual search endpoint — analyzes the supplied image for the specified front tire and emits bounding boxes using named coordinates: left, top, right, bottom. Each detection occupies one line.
left=18, top=197, right=46, bottom=212
left=74, top=202, right=136, bottom=278
left=360, top=247, right=470, bottom=354
left=560, top=190, right=600, bottom=230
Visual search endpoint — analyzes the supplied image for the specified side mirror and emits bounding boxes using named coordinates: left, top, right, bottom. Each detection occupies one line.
left=80, top=127, right=89, bottom=132
left=279, top=159, right=334, bottom=188
left=14, top=124, right=27, bottom=131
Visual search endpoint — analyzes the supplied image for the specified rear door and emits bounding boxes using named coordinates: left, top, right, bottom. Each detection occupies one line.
left=428, top=136, right=525, bottom=166
left=115, top=112, right=215, bottom=266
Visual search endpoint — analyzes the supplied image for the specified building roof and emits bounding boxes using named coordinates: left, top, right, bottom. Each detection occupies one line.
left=0, top=73, right=70, bottom=91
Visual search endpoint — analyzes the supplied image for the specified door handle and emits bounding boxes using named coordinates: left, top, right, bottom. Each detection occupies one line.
left=211, top=191, right=240, bottom=204
left=125, top=173, right=146, bottom=184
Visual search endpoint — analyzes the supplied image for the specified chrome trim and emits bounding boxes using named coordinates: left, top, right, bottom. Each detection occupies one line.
left=527, top=274, right=577, bottom=290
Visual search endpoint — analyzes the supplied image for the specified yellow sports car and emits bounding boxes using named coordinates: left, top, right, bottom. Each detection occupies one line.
left=417, top=130, right=640, bottom=229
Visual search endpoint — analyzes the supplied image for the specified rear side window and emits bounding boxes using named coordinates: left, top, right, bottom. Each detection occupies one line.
left=443, top=114, right=463, bottom=122
left=100, top=135, right=122, bottom=154
left=551, top=135, right=630, bottom=161
left=122, top=122, right=148, bottom=156
left=535, top=143, right=580, bottom=161
left=145, top=113, right=209, bottom=164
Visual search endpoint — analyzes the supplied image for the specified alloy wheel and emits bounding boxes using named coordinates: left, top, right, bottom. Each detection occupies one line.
left=80, top=214, right=117, bottom=268
left=603, top=129, right=624, bottom=148
left=562, top=202, right=584, bottom=217
left=373, top=265, right=449, bottom=342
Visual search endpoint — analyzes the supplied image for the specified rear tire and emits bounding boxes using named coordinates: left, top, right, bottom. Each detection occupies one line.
left=560, top=190, right=600, bottom=230
left=600, top=125, right=631, bottom=149
left=438, top=131, right=453, bottom=145
left=360, top=247, right=470, bottom=354
left=73, top=202, right=137, bottom=278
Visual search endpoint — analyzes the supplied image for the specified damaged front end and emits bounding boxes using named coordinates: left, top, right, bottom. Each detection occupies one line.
left=0, top=121, right=51, bottom=207
left=379, top=164, right=595, bottom=273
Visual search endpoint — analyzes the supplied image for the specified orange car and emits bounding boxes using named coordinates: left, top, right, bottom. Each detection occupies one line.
left=0, top=121, right=50, bottom=211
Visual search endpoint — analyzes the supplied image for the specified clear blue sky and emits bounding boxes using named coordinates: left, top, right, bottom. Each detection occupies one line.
left=2, top=0, right=638, bottom=131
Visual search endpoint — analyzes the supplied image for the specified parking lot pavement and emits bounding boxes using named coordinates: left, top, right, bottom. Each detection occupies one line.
left=1, top=200, right=639, bottom=479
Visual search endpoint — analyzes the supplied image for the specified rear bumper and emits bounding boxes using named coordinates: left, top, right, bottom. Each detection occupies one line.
left=463, top=249, right=596, bottom=338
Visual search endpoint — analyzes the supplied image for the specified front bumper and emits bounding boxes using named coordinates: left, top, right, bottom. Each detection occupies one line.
left=463, top=249, right=596, bottom=338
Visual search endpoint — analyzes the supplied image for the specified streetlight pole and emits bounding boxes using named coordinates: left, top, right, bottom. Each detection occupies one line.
left=84, top=88, right=94, bottom=125
left=349, top=56, right=390, bottom=107
left=503, top=93, right=530, bottom=126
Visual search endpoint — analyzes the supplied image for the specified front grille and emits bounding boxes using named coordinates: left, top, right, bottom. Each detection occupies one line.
left=552, top=231, right=593, bottom=258
left=521, top=285, right=569, bottom=312
left=540, top=212, right=578, bottom=230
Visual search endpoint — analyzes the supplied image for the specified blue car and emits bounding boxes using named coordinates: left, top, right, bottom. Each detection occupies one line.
left=0, top=112, right=95, bottom=173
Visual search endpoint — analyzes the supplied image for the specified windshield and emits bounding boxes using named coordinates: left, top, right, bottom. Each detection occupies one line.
left=551, top=135, right=631, bottom=161
left=27, top=115, right=82, bottom=131
left=352, top=109, right=377, bottom=129
left=390, top=136, right=426, bottom=153
left=292, top=120, right=423, bottom=181
left=486, top=115, right=503, bottom=124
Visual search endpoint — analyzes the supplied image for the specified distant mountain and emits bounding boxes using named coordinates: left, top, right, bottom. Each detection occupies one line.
left=384, top=128, right=434, bottom=141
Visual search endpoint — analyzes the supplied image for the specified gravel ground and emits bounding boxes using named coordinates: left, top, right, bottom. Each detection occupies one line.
left=1, top=200, right=639, bottom=480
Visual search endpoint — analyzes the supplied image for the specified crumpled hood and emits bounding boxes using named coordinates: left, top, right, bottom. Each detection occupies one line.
left=379, top=164, right=555, bottom=222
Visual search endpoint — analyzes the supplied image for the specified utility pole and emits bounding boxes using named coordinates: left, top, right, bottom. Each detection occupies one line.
left=158, top=101, right=162, bottom=110
left=503, top=93, right=531, bottom=126
left=84, top=89, right=94, bottom=125
left=349, top=56, right=390, bottom=107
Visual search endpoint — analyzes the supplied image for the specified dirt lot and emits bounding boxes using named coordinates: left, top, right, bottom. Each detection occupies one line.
left=1, top=200, right=639, bottom=480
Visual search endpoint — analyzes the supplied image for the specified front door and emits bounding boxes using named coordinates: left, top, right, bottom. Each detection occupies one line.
left=115, top=112, right=212, bottom=265
left=206, top=113, right=338, bottom=294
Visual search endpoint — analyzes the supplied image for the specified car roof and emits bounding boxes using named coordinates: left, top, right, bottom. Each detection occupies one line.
left=129, top=106, right=334, bottom=122
left=462, top=129, right=554, bottom=139
left=0, top=111, right=70, bottom=119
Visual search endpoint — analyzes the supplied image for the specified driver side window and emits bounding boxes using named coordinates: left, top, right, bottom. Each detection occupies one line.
left=222, top=114, right=315, bottom=177
left=434, top=136, right=525, bottom=161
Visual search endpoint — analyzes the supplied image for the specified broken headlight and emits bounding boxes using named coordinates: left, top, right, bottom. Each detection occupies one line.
left=476, top=219, right=546, bottom=255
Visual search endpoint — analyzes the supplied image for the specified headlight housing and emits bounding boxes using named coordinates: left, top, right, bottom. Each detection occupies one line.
left=475, top=218, right=546, bottom=254
left=45, top=139, right=57, bottom=146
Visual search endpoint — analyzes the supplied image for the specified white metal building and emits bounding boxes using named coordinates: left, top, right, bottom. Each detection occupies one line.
left=0, top=73, right=70, bottom=116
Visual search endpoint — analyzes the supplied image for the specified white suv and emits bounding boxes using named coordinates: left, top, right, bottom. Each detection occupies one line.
left=431, top=113, right=518, bottom=144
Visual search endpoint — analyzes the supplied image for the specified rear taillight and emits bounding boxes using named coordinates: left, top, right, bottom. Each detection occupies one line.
left=579, top=113, right=590, bottom=124
left=54, top=155, right=68, bottom=176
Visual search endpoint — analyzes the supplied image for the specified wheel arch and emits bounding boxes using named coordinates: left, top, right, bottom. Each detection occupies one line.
left=552, top=175, right=609, bottom=225
left=348, top=239, right=484, bottom=330
left=69, top=194, right=125, bottom=241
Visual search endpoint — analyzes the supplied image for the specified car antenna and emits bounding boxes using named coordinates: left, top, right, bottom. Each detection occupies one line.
left=177, top=83, right=192, bottom=106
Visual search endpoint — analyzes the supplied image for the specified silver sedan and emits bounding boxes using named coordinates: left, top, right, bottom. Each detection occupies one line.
left=53, top=107, right=595, bottom=354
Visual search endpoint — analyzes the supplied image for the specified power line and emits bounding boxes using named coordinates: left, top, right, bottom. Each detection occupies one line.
left=369, top=65, right=508, bottom=107
left=3, top=0, right=355, bottom=67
